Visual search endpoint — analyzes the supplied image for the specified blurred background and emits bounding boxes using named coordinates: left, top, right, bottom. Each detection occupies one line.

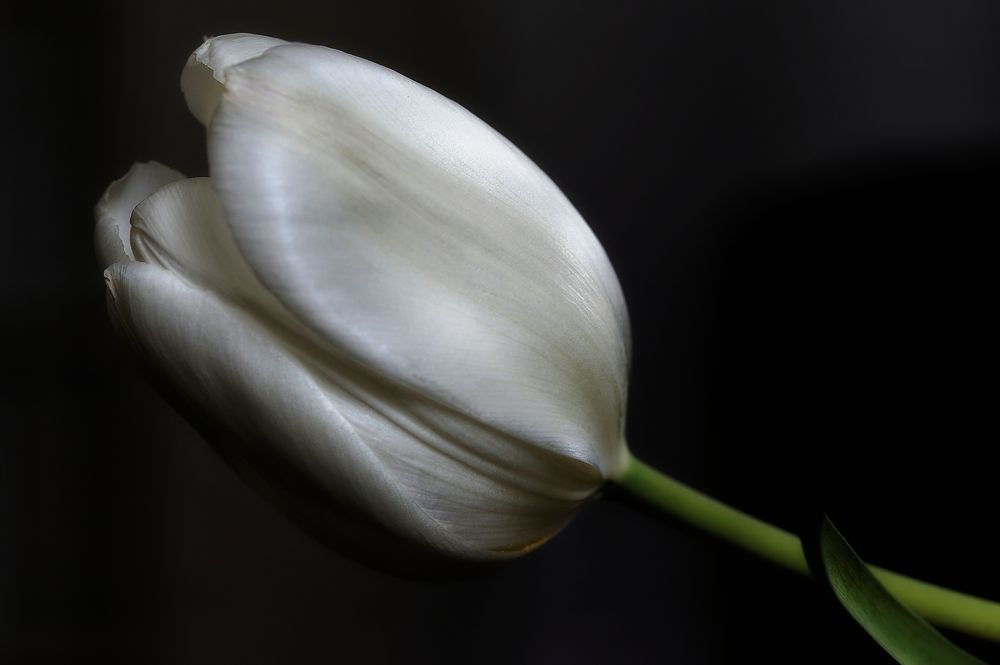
left=2, top=1, right=999, bottom=663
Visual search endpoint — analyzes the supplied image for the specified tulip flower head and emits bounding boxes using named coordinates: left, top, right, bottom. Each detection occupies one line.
left=96, top=33, right=631, bottom=570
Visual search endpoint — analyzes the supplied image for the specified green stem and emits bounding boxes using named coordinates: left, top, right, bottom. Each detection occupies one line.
left=613, top=454, right=1000, bottom=642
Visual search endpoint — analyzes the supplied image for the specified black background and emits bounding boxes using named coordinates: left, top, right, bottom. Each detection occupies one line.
left=3, top=1, right=999, bottom=663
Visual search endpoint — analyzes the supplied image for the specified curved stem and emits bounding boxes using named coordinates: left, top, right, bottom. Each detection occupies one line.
left=613, top=455, right=1000, bottom=642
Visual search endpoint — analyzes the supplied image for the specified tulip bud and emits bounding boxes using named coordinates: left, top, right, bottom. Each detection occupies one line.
left=96, top=33, right=631, bottom=570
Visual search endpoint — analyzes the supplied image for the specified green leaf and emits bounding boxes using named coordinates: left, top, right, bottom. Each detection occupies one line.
left=807, top=516, right=987, bottom=664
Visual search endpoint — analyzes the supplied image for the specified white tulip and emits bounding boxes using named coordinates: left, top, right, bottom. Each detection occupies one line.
left=96, top=33, right=631, bottom=567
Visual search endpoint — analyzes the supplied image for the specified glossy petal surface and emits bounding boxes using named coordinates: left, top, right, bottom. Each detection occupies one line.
left=206, top=41, right=631, bottom=476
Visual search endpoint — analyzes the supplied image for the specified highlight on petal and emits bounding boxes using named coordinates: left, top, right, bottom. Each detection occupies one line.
left=180, top=33, right=286, bottom=126
left=94, top=161, right=185, bottom=268
left=208, top=41, right=632, bottom=478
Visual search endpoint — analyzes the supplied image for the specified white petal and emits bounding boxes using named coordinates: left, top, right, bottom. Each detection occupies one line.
left=208, top=43, right=632, bottom=477
left=129, top=177, right=268, bottom=303
left=94, top=162, right=185, bottom=268
left=354, top=388, right=603, bottom=551
left=103, top=260, right=496, bottom=561
left=181, top=33, right=286, bottom=126
left=126, top=176, right=340, bottom=366
left=119, top=183, right=603, bottom=550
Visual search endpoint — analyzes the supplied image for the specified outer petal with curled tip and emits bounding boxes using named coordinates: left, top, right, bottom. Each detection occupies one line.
left=185, top=35, right=632, bottom=478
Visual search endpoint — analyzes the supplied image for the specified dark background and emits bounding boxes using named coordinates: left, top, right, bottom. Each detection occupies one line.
left=3, top=1, right=999, bottom=663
